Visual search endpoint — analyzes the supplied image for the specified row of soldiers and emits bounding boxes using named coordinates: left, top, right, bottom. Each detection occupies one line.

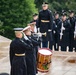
left=30, top=2, right=76, bottom=52
left=53, top=11, right=76, bottom=52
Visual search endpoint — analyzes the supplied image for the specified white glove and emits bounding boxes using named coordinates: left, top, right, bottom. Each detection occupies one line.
left=74, top=31, right=76, bottom=38
left=48, top=29, right=52, bottom=32
left=34, top=26, right=37, bottom=33
left=60, top=32, right=63, bottom=36
left=74, top=31, right=76, bottom=35
left=24, top=34, right=29, bottom=40
left=38, top=28, right=40, bottom=32
left=53, top=31, right=56, bottom=34
left=38, top=33, right=42, bottom=37
left=62, top=27, right=65, bottom=30
left=56, top=25, right=57, bottom=28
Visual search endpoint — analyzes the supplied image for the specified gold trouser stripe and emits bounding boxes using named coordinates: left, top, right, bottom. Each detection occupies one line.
left=41, top=20, right=50, bottom=22
left=15, top=53, right=25, bottom=56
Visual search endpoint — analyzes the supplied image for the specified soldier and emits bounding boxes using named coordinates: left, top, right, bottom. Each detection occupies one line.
left=53, top=12, right=61, bottom=51
left=10, top=28, right=32, bottom=75
left=22, top=26, right=40, bottom=75
left=30, top=13, right=38, bottom=32
left=59, top=12, right=70, bottom=51
left=29, top=23, right=41, bottom=54
left=37, top=2, right=53, bottom=49
left=28, top=24, right=41, bottom=73
left=68, top=10, right=76, bottom=52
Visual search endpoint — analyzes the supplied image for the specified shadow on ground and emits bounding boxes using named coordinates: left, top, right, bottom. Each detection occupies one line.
left=0, top=73, right=9, bottom=75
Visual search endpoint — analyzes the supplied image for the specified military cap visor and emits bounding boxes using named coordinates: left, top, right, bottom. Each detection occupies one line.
left=14, top=28, right=23, bottom=31
left=62, top=12, right=67, bottom=16
left=69, top=10, right=74, bottom=13
left=13, top=28, right=23, bottom=34
left=54, top=12, right=59, bottom=16
left=43, top=2, right=48, bottom=4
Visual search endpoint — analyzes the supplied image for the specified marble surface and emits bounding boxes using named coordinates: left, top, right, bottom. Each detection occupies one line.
left=0, top=36, right=76, bottom=75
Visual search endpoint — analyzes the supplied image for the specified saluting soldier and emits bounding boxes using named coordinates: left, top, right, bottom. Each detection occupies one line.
left=28, top=23, right=41, bottom=74
left=68, top=10, right=76, bottom=52
left=22, top=26, right=40, bottom=75
left=37, top=2, right=53, bottom=49
left=59, top=12, right=70, bottom=51
left=10, top=28, right=32, bottom=75
left=53, top=12, right=61, bottom=51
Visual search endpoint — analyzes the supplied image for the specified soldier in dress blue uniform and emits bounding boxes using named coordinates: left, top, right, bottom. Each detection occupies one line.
left=27, top=24, right=41, bottom=74
left=22, top=26, right=40, bottom=75
left=53, top=12, right=61, bottom=51
left=10, top=28, right=32, bottom=75
left=68, top=10, right=76, bottom=52
left=59, top=12, right=70, bottom=51
left=37, top=2, right=53, bottom=49
left=30, top=13, right=38, bottom=32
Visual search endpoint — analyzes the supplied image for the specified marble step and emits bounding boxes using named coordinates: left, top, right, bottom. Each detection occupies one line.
left=0, top=35, right=11, bottom=47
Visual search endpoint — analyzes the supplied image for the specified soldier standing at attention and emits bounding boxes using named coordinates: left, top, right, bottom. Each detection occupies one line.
left=68, top=10, right=76, bottom=52
left=30, top=13, right=38, bottom=33
left=54, top=12, right=61, bottom=51
left=37, top=2, right=53, bottom=49
left=10, top=28, right=32, bottom=75
left=59, top=12, right=70, bottom=51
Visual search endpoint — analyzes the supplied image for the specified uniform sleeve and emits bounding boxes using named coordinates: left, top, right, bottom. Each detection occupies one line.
left=52, top=21, right=57, bottom=31
left=9, top=43, right=15, bottom=66
left=20, top=39, right=33, bottom=50
left=29, top=37, right=40, bottom=46
left=36, top=20, right=39, bottom=28
left=57, top=21, right=62, bottom=33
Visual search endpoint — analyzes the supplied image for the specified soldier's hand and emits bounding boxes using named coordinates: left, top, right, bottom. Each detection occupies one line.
left=38, top=33, right=42, bottom=37
left=53, top=31, right=56, bottom=34
left=74, top=36, right=76, bottom=40
left=62, top=27, right=65, bottom=30
left=48, top=29, right=52, bottom=32
left=24, top=35, right=29, bottom=40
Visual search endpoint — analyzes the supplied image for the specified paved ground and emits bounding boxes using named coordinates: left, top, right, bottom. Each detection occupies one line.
left=0, top=36, right=76, bottom=75
left=0, top=36, right=11, bottom=75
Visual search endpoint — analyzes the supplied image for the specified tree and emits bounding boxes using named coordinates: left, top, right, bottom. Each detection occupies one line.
left=0, top=20, right=4, bottom=35
left=35, top=0, right=76, bottom=14
left=0, top=0, right=37, bottom=39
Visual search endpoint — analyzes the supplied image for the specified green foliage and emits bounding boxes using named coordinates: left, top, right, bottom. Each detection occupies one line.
left=35, top=0, right=76, bottom=13
left=0, top=0, right=76, bottom=39
left=0, top=20, right=4, bottom=35
left=0, top=0, right=37, bottom=39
